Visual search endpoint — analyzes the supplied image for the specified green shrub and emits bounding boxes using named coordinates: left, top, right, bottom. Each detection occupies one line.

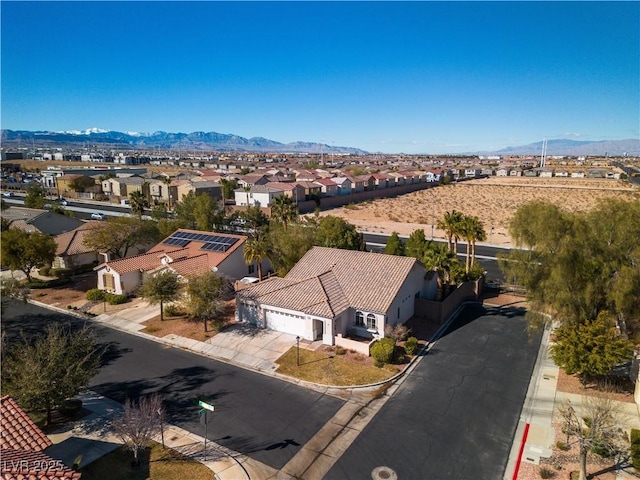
left=539, top=465, right=555, bottom=479
left=555, top=440, right=569, bottom=451
left=370, top=337, right=396, bottom=366
left=335, top=346, right=347, bottom=356
left=39, top=265, right=51, bottom=276
left=163, top=304, right=180, bottom=317
left=591, top=441, right=613, bottom=458
left=50, top=267, right=73, bottom=278
left=631, top=428, right=640, bottom=444
left=404, top=337, right=419, bottom=355
left=105, top=293, right=128, bottom=305
left=630, top=429, right=640, bottom=468
left=86, top=288, right=106, bottom=301
left=27, top=277, right=71, bottom=289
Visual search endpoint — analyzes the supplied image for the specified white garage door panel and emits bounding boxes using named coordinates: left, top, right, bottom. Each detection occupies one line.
left=265, top=310, right=301, bottom=335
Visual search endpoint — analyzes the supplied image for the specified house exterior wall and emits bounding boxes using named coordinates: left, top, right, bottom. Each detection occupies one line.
left=53, top=251, right=99, bottom=269
left=217, top=246, right=254, bottom=280
left=385, top=263, right=426, bottom=328
left=96, top=267, right=139, bottom=295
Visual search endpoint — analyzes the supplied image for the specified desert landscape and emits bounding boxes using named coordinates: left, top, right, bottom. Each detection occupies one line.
left=317, top=177, right=639, bottom=247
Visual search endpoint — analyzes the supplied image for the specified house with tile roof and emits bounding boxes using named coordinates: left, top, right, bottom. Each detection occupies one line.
left=0, top=395, right=81, bottom=479
left=236, top=247, right=431, bottom=347
left=52, top=221, right=103, bottom=269
left=94, top=229, right=252, bottom=295
left=233, top=185, right=284, bottom=207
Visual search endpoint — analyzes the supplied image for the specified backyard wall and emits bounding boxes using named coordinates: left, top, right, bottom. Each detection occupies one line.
left=414, top=277, right=484, bottom=325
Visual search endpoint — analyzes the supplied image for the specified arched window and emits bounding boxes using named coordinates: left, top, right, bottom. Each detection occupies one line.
left=355, top=311, right=364, bottom=327
left=366, top=314, right=376, bottom=330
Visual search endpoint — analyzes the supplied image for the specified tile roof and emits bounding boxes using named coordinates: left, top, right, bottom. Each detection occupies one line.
left=97, top=229, right=247, bottom=276
left=1, top=396, right=52, bottom=451
left=239, top=247, right=420, bottom=316
left=54, top=222, right=101, bottom=256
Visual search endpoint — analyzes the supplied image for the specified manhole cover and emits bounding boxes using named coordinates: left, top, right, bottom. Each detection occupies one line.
left=371, top=466, right=398, bottom=480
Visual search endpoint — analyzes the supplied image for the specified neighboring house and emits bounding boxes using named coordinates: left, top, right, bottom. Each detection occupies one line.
left=0, top=395, right=81, bottom=479
left=353, top=174, right=376, bottom=191
left=509, top=168, right=523, bottom=177
left=264, top=182, right=306, bottom=203
left=55, top=174, right=98, bottom=198
left=294, top=181, right=322, bottom=200
left=555, top=170, right=569, bottom=177
left=236, top=247, right=430, bottom=346
left=571, top=171, right=585, bottom=178
left=539, top=168, right=554, bottom=178
left=496, top=167, right=510, bottom=177
left=371, top=173, right=391, bottom=189
left=101, top=176, right=145, bottom=198
left=234, top=185, right=284, bottom=207
left=523, top=169, right=538, bottom=177
left=236, top=174, right=270, bottom=188
left=53, top=221, right=102, bottom=269
left=331, top=177, right=353, bottom=195
left=314, top=178, right=339, bottom=197
left=95, top=229, right=251, bottom=295
left=1, top=207, right=85, bottom=236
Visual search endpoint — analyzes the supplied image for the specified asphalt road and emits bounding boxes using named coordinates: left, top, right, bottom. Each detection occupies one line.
left=327, top=303, right=541, bottom=480
left=1, top=301, right=344, bottom=470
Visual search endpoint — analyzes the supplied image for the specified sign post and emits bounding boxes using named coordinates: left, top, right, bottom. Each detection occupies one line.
left=198, top=401, right=215, bottom=460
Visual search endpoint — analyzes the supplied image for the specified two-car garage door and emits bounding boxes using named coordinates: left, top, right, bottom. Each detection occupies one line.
left=265, top=309, right=304, bottom=336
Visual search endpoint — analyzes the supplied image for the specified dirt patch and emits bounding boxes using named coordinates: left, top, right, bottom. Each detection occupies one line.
left=28, top=273, right=97, bottom=310
left=556, top=369, right=635, bottom=404
left=140, top=300, right=236, bottom=342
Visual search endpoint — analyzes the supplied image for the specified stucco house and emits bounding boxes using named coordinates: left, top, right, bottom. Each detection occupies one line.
left=53, top=221, right=102, bottom=269
left=332, top=177, right=353, bottom=195
left=235, top=247, right=430, bottom=347
left=234, top=185, right=284, bottom=207
left=95, top=229, right=250, bottom=295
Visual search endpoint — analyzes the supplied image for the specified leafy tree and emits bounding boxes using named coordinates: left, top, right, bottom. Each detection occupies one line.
left=268, top=221, right=316, bottom=276
left=219, top=178, right=238, bottom=209
left=500, top=199, right=640, bottom=339
left=1, top=277, right=30, bottom=308
left=67, top=175, right=95, bottom=192
left=1, top=199, right=8, bottom=211
left=24, top=183, right=47, bottom=209
left=551, top=311, right=633, bottom=382
left=138, top=270, right=182, bottom=321
left=129, top=190, right=149, bottom=217
left=114, top=393, right=163, bottom=467
left=151, top=203, right=169, bottom=220
left=559, top=396, right=628, bottom=480
left=1, top=323, right=101, bottom=425
left=185, top=271, right=230, bottom=332
left=437, top=210, right=464, bottom=253
left=156, top=218, right=184, bottom=240
left=314, top=216, right=364, bottom=251
left=270, top=195, right=298, bottom=230
left=238, top=205, right=270, bottom=237
left=385, top=232, right=405, bottom=256
left=405, top=229, right=428, bottom=260
left=83, top=216, right=160, bottom=259
left=174, top=191, right=220, bottom=231
left=0, top=229, right=56, bottom=281
left=243, top=236, right=269, bottom=280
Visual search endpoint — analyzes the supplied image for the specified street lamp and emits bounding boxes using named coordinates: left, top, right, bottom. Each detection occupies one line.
left=296, top=336, right=300, bottom=366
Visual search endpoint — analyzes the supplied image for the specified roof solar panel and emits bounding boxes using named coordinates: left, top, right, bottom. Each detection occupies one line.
left=201, top=242, right=227, bottom=252
left=172, top=231, right=190, bottom=239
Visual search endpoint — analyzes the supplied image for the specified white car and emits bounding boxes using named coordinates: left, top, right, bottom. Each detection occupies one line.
left=90, top=213, right=105, bottom=220
left=2, top=191, right=14, bottom=197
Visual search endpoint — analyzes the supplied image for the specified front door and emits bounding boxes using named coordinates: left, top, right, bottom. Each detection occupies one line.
left=314, top=319, right=323, bottom=340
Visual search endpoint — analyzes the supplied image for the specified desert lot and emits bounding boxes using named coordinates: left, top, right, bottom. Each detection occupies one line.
left=318, top=177, right=639, bottom=246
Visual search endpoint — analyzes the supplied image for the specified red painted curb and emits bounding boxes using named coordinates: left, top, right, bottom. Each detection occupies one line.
left=512, top=422, right=530, bottom=480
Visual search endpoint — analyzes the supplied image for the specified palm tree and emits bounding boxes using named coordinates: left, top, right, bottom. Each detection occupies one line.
left=437, top=210, right=464, bottom=253
left=243, top=185, right=251, bottom=208
left=423, top=242, right=457, bottom=300
left=270, top=195, right=298, bottom=229
left=129, top=190, right=148, bottom=218
left=161, top=175, right=172, bottom=209
left=243, top=237, right=268, bottom=280
left=458, top=215, right=487, bottom=273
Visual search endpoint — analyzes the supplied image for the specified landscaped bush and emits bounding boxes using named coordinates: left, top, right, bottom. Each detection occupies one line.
left=163, top=304, right=181, bottom=317
left=50, top=267, right=72, bottom=278
left=370, top=337, right=396, bottom=367
left=404, top=337, right=419, bottom=355
left=27, top=277, right=71, bottom=289
left=38, top=265, right=51, bottom=276
left=105, top=293, right=128, bottom=305
left=335, top=346, right=347, bottom=356
left=86, top=288, right=106, bottom=301
left=630, top=428, right=640, bottom=468
left=539, top=465, right=555, bottom=479
left=555, top=440, right=569, bottom=451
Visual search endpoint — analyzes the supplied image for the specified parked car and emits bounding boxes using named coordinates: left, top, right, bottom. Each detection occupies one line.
left=2, top=191, right=15, bottom=197
left=90, top=213, right=105, bottom=220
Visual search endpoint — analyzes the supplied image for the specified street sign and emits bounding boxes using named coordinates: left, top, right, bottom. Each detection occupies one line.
left=198, top=400, right=215, bottom=412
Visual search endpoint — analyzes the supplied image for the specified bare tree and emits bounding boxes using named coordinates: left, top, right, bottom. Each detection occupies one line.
left=559, top=395, right=628, bottom=480
left=113, top=393, right=164, bottom=466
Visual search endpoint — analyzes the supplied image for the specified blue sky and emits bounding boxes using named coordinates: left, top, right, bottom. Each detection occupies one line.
left=1, top=1, right=638, bottom=154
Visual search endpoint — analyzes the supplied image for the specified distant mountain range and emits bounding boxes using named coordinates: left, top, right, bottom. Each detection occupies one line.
left=492, top=138, right=640, bottom=156
left=1, top=129, right=638, bottom=156
left=0, top=129, right=368, bottom=155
